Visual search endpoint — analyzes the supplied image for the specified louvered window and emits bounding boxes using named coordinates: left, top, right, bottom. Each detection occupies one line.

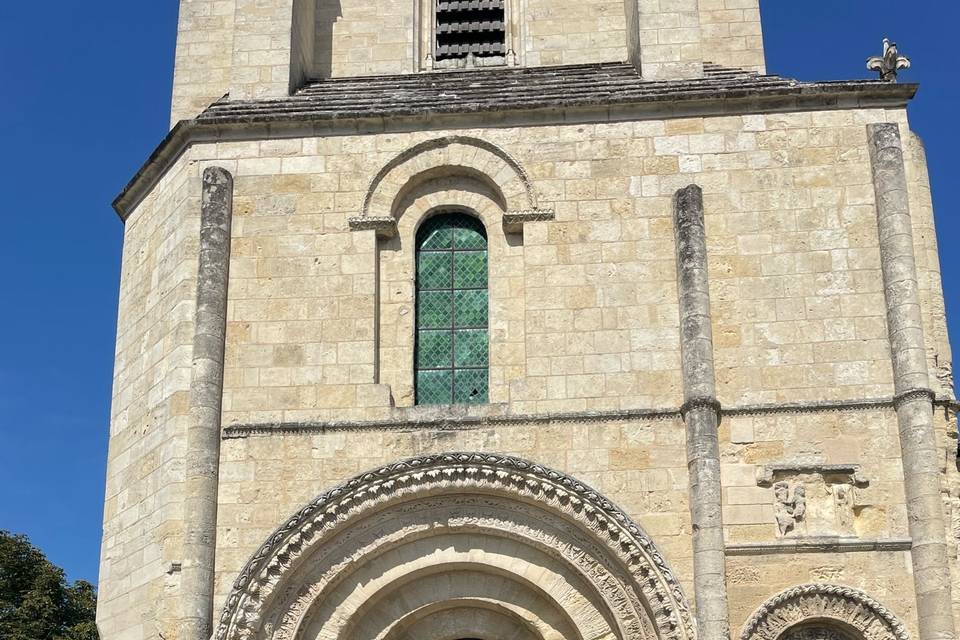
left=415, top=214, right=489, bottom=406
left=435, top=0, right=506, bottom=62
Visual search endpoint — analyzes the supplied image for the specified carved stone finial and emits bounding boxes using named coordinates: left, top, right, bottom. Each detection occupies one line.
left=867, top=38, right=911, bottom=82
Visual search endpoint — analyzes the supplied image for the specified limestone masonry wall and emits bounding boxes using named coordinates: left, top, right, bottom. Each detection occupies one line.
left=523, top=0, right=628, bottom=66
left=195, top=108, right=922, bottom=423
left=169, top=0, right=766, bottom=121
left=699, top=0, right=765, bottom=73
left=106, top=87, right=959, bottom=640
left=212, top=419, right=695, bottom=619
left=171, top=0, right=236, bottom=126
left=98, top=155, right=200, bottom=640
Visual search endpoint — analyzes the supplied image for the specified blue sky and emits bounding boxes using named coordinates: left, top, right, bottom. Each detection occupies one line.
left=0, top=2, right=956, bottom=586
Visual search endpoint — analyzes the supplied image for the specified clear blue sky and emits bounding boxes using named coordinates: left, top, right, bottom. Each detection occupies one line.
left=0, top=2, right=956, bottom=585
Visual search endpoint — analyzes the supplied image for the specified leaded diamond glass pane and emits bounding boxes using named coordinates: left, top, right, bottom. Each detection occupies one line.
left=418, top=252, right=452, bottom=289
left=417, top=291, right=453, bottom=329
left=454, top=329, right=488, bottom=367
left=454, top=290, right=487, bottom=328
left=415, top=212, right=489, bottom=406
left=454, top=369, right=489, bottom=404
left=417, top=369, right=453, bottom=405
left=417, top=330, right=452, bottom=368
left=419, top=217, right=454, bottom=250
left=454, top=221, right=487, bottom=249
left=454, top=251, right=487, bottom=288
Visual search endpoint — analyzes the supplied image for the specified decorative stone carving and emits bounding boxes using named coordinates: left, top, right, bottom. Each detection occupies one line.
left=866, top=39, right=911, bottom=82
left=215, top=453, right=695, bottom=640
left=773, top=481, right=806, bottom=536
left=760, top=464, right=870, bottom=538
left=347, top=215, right=397, bottom=237
left=782, top=626, right=857, bottom=640
left=740, top=583, right=911, bottom=640
left=502, top=209, right=556, bottom=233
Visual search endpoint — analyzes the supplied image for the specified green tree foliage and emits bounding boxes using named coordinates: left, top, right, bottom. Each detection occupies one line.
left=0, top=531, right=99, bottom=640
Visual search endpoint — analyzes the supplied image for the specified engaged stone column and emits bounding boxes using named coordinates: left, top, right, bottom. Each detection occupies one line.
left=868, top=123, right=956, bottom=640
left=182, top=166, right=234, bottom=640
left=673, top=185, right=730, bottom=640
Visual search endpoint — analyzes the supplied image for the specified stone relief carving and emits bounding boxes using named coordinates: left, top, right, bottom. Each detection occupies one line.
left=935, top=355, right=955, bottom=395
left=739, top=583, right=911, bottom=640
left=782, top=626, right=856, bottom=640
left=774, top=481, right=806, bottom=536
left=760, top=465, right=869, bottom=538
left=215, top=452, right=695, bottom=640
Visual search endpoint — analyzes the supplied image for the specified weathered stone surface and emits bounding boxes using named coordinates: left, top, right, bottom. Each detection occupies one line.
left=675, top=183, right=730, bottom=640
left=181, top=167, right=234, bottom=640
left=868, top=122, right=956, bottom=640
left=100, top=6, right=960, bottom=640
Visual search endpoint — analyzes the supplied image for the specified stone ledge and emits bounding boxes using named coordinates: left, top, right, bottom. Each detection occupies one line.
left=348, top=216, right=397, bottom=237
left=222, top=394, right=958, bottom=438
left=502, top=209, right=555, bottom=233
left=726, top=537, right=912, bottom=556
left=756, top=464, right=869, bottom=487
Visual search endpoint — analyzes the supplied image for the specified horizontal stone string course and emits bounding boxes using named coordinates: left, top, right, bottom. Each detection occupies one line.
left=726, top=538, right=913, bottom=556
left=220, top=395, right=958, bottom=438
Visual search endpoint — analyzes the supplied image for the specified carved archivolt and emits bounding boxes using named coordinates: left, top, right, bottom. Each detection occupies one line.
left=215, top=452, right=694, bottom=640
left=360, top=136, right=540, bottom=220
left=740, top=584, right=911, bottom=640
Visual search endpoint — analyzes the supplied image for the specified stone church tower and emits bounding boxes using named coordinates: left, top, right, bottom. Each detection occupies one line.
left=99, top=2, right=960, bottom=640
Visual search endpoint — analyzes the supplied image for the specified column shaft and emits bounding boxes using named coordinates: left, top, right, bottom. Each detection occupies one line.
left=674, top=184, right=730, bottom=640
left=181, top=166, right=234, bottom=640
left=868, top=123, right=955, bottom=640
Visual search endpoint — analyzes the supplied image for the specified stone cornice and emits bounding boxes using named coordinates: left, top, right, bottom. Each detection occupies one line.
left=222, top=394, right=957, bottom=438
left=113, top=80, right=917, bottom=221
left=726, top=537, right=912, bottom=556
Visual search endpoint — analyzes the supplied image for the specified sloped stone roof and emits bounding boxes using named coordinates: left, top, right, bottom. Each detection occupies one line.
left=114, top=62, right=917, bottom=219
left=195, top=63, right=812, bottom=124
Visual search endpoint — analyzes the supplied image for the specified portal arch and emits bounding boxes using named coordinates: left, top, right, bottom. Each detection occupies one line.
left=215, top=453, right=694, bottom=640
left=740, top=584, right=911, bottom=640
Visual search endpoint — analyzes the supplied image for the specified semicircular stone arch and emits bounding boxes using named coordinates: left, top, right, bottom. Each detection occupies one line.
left=215, top=453, right=695, bottom=640
left=740, top=584, right=912, bottom=640
left=360, top=136, right=540, bottom=221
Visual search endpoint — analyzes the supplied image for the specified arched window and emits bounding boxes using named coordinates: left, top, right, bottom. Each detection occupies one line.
left=415, top=213, right=489, bottom=405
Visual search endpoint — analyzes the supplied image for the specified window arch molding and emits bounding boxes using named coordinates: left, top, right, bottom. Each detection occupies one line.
left=359, top=136, right=540, bottom=222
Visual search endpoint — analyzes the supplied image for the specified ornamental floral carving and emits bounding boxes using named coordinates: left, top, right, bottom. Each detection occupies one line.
left=740, top=584, right=910, bottom=640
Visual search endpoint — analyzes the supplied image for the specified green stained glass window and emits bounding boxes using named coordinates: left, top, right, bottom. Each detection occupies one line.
left=415, top=213, right=489, bottom=405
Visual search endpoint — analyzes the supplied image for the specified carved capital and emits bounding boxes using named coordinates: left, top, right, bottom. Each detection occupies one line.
left=348, top=215, right=398, bottom=238
left=892, top=387, right=936, bottom=410
left=503, top=209, right=555, bottom=233
left=680, top=396, right=722, bottom=422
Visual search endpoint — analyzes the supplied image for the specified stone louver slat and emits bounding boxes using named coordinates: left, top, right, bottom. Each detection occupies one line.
left=437, top=0, right=504, bottom=11
left=437, top=20, right=505, bottom=33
